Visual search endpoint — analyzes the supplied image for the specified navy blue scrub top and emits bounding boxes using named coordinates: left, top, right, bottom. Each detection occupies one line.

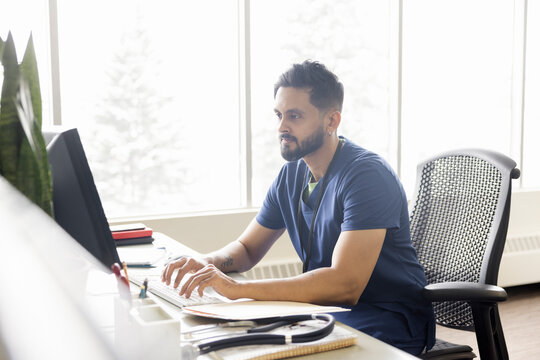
left=256, top=137, right=435, bottom=352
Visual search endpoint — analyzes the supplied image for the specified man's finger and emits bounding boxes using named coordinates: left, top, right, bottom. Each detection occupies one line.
left=173, top=257, right=201, bottom=288
left=181, top=266, right=215, bottom=298
left=161, top=257, right=187, bottom=284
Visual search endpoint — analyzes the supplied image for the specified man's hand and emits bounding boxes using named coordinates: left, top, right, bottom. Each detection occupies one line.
left=161, top=257, right=240, bottom=299
left=161, top=256, right=207, bottom=288
left=159, top=219, right=284, bottom=300
left=179, top=264, right=240, bottom=299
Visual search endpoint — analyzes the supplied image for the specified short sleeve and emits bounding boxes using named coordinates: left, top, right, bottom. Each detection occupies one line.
left=256, top=170, right=286, bottom=230
left=340, top=161, right=403, bottom=232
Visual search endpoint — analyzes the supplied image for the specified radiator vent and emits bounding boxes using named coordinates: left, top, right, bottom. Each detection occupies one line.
left=492, top=234, right=540, bottom=287
left=244, top=260, right=302, bottom=280
left=504, top=234, right=540, bottom=253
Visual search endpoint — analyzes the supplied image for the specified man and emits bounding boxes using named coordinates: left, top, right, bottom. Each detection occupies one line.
left=162, top=60, right=435, bottom=355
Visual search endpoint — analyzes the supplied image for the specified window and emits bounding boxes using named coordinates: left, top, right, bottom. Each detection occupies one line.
left=523, top=0, right=540, bottom=188
left=1, top=0, right=51, bottom=123
left=400, top=0, right=515, bottom=194
left=56, top=0, right=241, bottom=217
left=4, top=0, right=538, bottom=218
left=250, top=0, right=395, bottom=204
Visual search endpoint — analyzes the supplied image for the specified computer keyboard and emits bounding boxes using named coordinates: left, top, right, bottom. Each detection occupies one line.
left=130, top=273, right=226, bottom=308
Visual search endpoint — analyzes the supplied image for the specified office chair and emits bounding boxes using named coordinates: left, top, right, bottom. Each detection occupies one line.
left=409, top=149, right=520, bottom=360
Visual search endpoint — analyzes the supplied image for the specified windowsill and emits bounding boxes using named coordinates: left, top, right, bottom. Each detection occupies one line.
left=110, top=206, right=261, bottom=224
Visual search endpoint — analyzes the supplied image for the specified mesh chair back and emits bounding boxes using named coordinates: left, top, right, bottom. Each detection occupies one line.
left=409, top=149, right=517, bottom=329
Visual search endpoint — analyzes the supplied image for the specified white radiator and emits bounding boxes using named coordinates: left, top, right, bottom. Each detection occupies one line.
left=243, top=260, right=302, bottom=280
left=499, top=234, right=540, bottom=287
left=243, top=235, right=540, bottom=287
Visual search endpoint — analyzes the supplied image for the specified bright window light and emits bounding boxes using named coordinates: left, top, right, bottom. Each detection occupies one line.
left=0, top=0, right=52, bottom=126
left=523, top=0, right=540, bottom=188
left=401, top=0, right=515, bottom=194
left=56, top=0, right=241, bottom=217
left=250, top=0, right=395, bottom=205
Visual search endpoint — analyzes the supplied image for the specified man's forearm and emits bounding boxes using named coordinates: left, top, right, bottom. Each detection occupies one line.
left=228, top=229, right=383, bottom=305
left=235, top=267, right=364, bottom=306
left=203, top=240, right=254, bottom=273
left=202, top=219, right=285, bottom=274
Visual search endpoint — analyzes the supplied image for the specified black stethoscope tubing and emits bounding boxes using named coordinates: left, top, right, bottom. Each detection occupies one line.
left=296, top=141, right=344, bottom=273
left=196, top=313, right=335, bottom=355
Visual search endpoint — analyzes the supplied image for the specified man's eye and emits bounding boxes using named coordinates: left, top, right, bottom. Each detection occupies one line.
left=290, top=113, right=300, bottom=120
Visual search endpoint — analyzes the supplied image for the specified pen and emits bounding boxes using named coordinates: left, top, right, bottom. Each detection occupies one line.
left=122, top=261, right=129, bottom=282
left=140, top=278, right=148, bottom=299
left=111, top=263, right=131, bottom=295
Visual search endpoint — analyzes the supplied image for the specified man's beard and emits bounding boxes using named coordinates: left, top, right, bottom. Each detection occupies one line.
left=280, top=125, right=325, bottom=162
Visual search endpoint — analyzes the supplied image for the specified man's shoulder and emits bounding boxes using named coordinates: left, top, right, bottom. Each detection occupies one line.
left=340, top=138, right=393, bottom=174
left=276, top=158, right=306, bottom=177
left=269, top=159, right=306, bottom=192
left=338, top=138, right=404, bottom=198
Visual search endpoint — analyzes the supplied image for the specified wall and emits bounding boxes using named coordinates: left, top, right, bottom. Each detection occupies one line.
left=115, top=209, right=298, bottom=263
left=506, top=190, right=540, bottom=237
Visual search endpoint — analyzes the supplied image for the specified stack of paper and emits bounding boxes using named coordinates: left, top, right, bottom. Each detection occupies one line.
left=183, top=300, right=349, bottom=320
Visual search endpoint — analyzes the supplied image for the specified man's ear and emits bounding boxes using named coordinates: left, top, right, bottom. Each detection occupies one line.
left=327, top=110, right=341, bottom=133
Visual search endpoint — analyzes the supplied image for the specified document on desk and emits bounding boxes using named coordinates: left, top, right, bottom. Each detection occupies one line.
left=117, top=246, right=166, bottom=267
left=205, top=321, right=357, bottom=360
left=182, top=300, right=349, bottom=320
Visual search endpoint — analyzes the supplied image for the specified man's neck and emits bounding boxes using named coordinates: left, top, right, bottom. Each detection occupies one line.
left=303, top=136, right=340, bottom=182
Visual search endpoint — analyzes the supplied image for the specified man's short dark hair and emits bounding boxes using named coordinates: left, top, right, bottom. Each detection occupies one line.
left=274, top=60, right=344, bottom=112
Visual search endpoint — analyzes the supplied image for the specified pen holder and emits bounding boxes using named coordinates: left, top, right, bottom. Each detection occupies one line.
left=115, top=294, right=181, bottom=359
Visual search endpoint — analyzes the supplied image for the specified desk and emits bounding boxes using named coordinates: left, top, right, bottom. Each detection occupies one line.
left=124, top=233, right=418, bottom=360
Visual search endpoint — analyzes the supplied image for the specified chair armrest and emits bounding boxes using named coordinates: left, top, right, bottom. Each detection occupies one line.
left=422, top=282, right=507, bottom=303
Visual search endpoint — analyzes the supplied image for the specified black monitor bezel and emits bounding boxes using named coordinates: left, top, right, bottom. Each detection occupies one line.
left=46, top=128, right=121, bottom=269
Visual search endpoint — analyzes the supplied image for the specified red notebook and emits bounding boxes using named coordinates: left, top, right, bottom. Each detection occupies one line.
left=111, top=228, right=153, bottom=240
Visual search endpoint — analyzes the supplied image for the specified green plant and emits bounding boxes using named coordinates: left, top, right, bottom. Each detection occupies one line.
left=0, top=32, right=53, bottom=216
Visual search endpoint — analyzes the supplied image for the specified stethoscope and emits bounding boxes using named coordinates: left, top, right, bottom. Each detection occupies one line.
left=180, top=313, right=335, bottom=358
left=296, top=141, right=344, bottom=273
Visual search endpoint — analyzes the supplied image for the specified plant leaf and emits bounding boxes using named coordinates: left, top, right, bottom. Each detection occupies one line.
left=0, top=33, right=53, bottom=216
left=20, top=34, right=41, bottom=128
left=15, top=77, right=37, bottom=153
left=16, top=134, right=52, bottom=216
left=16, top=135, right=41, bottom=208
left=0, top=32, right=22, bottom=184
left=16, top=135, right=52, bottom=215
left=34, top=117, right=53, bottom=216
left=15, top=76, right=53, bottom=217
left=19, top=34, right=52, bottom=215
left=0, top=36, right=5, bottom=64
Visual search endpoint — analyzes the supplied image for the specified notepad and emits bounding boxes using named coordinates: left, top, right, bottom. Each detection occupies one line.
left=212, top=321, right=358, bottom=360
left=117, top=247, right=166, bottom=267
left=182, top=300, right=349, bottom=320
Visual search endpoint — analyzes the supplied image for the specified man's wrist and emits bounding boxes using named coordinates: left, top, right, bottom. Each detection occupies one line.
left=201, top=255, right=214, bottom=267
left=202, top=254, right=235, bottom=272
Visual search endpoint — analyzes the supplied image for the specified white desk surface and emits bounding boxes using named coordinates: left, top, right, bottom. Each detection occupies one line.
left=122, top=233, right=418, bottom=360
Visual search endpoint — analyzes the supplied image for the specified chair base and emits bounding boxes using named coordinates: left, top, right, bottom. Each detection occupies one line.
left=418, top=338, right=476, bottom=359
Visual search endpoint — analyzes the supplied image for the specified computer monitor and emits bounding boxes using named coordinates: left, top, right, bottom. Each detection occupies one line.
left=46, top=128, right=121, bottom=269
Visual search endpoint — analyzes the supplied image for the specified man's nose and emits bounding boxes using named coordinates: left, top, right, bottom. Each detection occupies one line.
left=278, top=118, right=289, bottom=134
